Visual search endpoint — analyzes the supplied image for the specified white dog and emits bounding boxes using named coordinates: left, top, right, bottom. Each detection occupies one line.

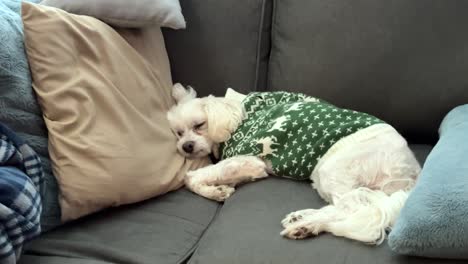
left=166, top=83, right=421, bottom=245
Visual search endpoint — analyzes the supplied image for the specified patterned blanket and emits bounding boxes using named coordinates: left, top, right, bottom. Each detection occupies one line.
left=0, top=123, right=44, bottom=263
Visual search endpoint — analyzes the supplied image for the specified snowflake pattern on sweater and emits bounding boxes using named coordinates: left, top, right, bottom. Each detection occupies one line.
left=219, top=91, right=384, bottom=180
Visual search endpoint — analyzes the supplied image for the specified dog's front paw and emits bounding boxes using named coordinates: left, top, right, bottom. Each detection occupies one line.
left=212, top=185, right=235, bottom=202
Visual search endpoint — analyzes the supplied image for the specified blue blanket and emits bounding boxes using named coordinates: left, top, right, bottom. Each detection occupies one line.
left=0, top=0, right=61, bottom=231
left=0, top=123, right=43, bottom=263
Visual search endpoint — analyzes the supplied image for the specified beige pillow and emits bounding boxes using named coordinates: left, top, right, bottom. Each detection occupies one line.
left=22, top=2, right=198, bottom=222
left=40, top=0, right=186, bottom=29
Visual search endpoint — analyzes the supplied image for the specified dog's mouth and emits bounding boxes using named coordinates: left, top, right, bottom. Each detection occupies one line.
left=179, top=149, right=207, bottom=159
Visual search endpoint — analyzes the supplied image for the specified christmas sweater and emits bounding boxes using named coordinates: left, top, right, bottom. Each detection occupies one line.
left=219, top=91, right=384, bottom=180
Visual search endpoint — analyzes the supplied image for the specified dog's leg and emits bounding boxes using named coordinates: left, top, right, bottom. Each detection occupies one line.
left=185, top=156, right=269, bottom=201
left=188, top=155, right=269, bottom=186
left=281, top=206, right=379, bottom=243
left=281, top=205, right=342, bottom=239
left=281, top=188, right=409, bottom=244
left=185, top=179, right=236, bottom=202
left=285, top=126, right=421, bottom=244
left=216, top=155, right=270, bottom=185
left=185, top=163, right=235, bottom=201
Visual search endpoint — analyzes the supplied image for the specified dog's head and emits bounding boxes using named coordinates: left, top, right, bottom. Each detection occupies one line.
left=166, top=83, right=244, bottom=159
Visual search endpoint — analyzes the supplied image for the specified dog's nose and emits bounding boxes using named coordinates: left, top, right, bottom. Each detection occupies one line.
left=182, top=141, right=195, bottom=154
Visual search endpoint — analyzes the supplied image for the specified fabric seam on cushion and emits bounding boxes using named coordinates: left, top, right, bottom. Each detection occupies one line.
left=181, top=204, right=222, bottom=264
left=93, top=16, right=183, bottom=28
left=143, top=211, right=206, bottom=227
left=95, top=16, right=156, bottom=27
left=253, top=0, right=267, bottom=92
left=266, top=0, right=278, bottom=91
left=22, top=247, right=92, bottom=261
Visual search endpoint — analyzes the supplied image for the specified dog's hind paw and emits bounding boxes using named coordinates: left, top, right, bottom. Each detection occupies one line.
left=280, top=224, right=317, bottom=240
left=281, top=209, right=317, bottom=228
left=281, top=212, right=304, bottom=228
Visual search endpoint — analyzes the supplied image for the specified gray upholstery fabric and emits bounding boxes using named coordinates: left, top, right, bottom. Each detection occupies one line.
left=268, top=0, right=468, bottom=143
left=19, top=188, right=219, bottom=264
left=19, top=256, right=110, bottom=264
left=162, top=0, right=271, bottom=96
left=188, top=145, right=463, bottom=264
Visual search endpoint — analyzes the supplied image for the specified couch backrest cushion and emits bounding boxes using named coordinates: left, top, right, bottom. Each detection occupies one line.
left=268, top=0, right=468, bottom=142
left=163, top=0, right=272, bottom=96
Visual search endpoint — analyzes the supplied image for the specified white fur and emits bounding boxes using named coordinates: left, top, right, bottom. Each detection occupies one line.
left=172, top=83, right=197, bottom=103
left=166, top=84, right=421, bottom=245
left=204, top=95, right=245, bottom=143
left=281, top=124, right=420, bottom=244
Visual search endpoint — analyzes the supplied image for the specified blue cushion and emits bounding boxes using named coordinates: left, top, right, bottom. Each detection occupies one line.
left=388, top=104, right=468, bottom=259
left=0, top=0, right=60, bottom=231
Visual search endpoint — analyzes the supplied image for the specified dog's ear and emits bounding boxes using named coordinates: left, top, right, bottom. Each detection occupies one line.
left=203, top=95, right=244, bottom=143
left=172, top=83, right=197, bottom=104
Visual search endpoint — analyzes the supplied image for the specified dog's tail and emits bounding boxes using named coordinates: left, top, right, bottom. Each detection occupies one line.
left=331, top=187, right=410, bottom=245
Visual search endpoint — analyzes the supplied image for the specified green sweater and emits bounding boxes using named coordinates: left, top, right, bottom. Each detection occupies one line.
left=219, top=91, right=384, bottom=180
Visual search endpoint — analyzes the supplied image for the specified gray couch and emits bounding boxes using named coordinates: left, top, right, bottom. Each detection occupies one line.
left=19, top=0, right=468, bottom=263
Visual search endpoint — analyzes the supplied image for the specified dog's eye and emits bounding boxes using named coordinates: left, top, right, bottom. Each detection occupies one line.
left=177, top=131, right=183, bottom=137
left=194, top=122, right=205, bottom=130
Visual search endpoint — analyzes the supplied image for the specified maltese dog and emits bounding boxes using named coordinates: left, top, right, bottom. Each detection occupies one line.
left=167, top=83, right=421, bottom=245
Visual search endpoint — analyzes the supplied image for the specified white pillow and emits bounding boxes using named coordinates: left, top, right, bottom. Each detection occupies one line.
left=40, top=0, right=186, bottom=29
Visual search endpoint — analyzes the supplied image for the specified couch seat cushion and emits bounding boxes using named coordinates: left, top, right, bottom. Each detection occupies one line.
left=188, top=145, right=464, bottom=264
left=19, top=189, right=219, bottom=264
